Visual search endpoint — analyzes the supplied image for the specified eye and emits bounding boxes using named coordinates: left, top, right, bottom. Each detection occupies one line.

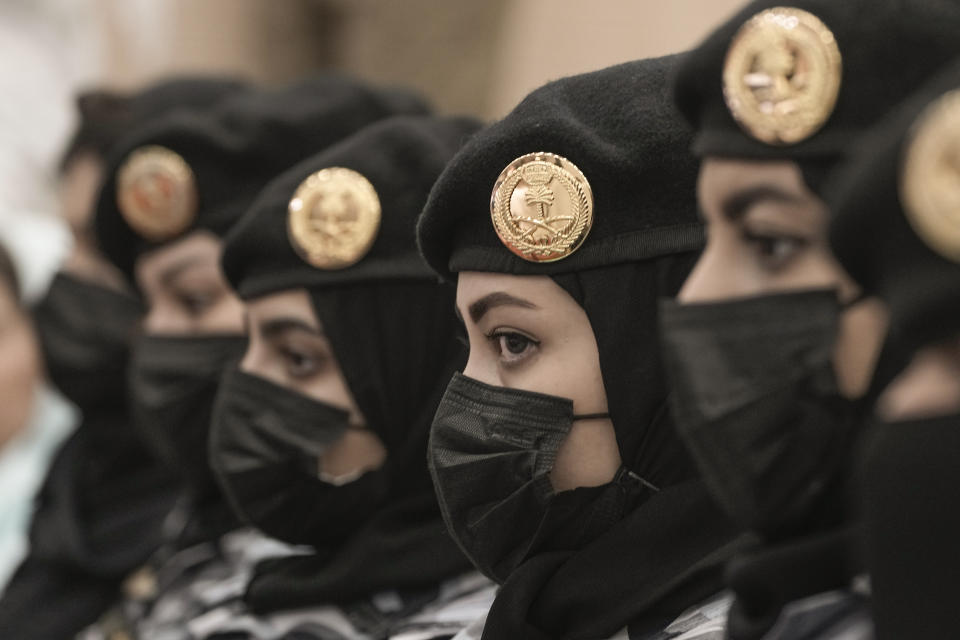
left=177, top=290, right=219, bottom=317
left=280, top=345, right=326, bottom=380
left=487, top=329, right=539, bottom=366
left=742, top=230, right=808, bottom=271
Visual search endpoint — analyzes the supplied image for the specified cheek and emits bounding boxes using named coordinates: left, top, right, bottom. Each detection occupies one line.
left=319, top=430, right=387, bottom=479
left=833, top=298, right=889, bottom=399
left=301, top=368, right=362, bottom=421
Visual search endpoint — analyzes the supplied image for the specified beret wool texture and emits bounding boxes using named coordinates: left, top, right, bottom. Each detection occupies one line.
left=673, top=0, right=960, bottom=193
left=95, top=75, right=430, bottom=281
left=222, top=115, right=483, bottom=300
left=416, top=54, right=703, bottom=282
left=828, top=58, right=960, bottom=353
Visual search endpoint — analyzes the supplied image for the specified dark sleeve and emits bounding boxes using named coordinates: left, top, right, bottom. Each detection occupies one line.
left=0, top=555, right=118, bottom=638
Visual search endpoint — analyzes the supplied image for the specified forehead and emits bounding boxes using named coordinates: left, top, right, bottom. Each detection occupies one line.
left=135, top=230, right=221, bottom=281
left=455, top=271, right=585, bottom=322
left=246, top=288, right=317, bottom=326
left=698, top=157, right=807, bottom=199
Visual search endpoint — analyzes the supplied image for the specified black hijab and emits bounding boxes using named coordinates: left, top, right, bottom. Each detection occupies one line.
left=417, top=55, right=744, bottom=639
left=219, top=115, right=484, bottom=612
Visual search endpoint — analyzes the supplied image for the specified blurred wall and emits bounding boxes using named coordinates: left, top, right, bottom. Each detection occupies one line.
left=91, top=0, right=746, bottom=118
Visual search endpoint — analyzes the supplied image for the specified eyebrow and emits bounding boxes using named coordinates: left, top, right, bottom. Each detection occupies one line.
left=159, top=255, right=216, bottom=287
left=260, top=317, right=322, bottom=340
left=720, top=185, right=806, bottom=222
left=467, top=291, right=538, bottom=323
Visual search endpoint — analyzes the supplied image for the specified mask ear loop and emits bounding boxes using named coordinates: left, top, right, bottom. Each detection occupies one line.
left=572, top=412, right=611, bottom=421
left=569, top=413, right=662, bottom=492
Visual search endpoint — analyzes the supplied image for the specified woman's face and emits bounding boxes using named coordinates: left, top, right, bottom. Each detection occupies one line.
left=242, top=288, right=386, bottom=481
left=456, top=271, right=621, bottom=491
left=681, top=158, right=888, bottom=398
left=0, top=279, right=41, bottom=448
left=135, top=231, right=245, bottom=336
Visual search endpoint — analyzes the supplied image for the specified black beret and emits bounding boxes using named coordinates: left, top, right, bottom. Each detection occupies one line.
left=222, top=115, right=483, bottom=300
left=674, top=0, right=960, bottom=178
left=828, top=58, right=960, bottom=353
left=417, top=54, right=703, bottom=282
left=95, top=75, right=430, bottom=281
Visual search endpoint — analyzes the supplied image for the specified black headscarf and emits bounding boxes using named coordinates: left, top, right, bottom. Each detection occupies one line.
left=220, top=115, right=484, bottom=612
left=417, top=55, right=744, bottom=639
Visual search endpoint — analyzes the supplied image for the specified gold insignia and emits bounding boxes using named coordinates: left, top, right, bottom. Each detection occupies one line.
left=287, top=167, right=381, bottom=269
left=116, top=146, right=198, bottom=241
left=722, top=7, right=842, bottom=145
left=900, top=89, right=960, bottom=263
left=490, top=152, right=593, bottom=262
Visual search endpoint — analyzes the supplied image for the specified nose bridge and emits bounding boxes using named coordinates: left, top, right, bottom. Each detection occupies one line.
left=677, top=239, right=721, bottom=304
left=461, top=342, right=499, bottom=387
left=239, top=327, right=264, bottom=374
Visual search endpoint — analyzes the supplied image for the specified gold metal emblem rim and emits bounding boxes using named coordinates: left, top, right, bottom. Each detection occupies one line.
left=722, top=6, right=842, bottom=146
left=287, top=166, right=382, bottom=270
left=115, top=145, right=198, bottom=241
left=900, top=89, right=960, bottom=263
left=489, top=151, right=594, bottom=263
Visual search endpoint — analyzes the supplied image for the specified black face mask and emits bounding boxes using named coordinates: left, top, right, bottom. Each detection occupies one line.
left=659, top=289, right=862, bottom=538
left=33, top=272, right=143, bottom=410
left=429, top=372, right=654, bottom=584
left=129, top=334, right=246, bottom=498
left=210, top=367, right=390, bottom=546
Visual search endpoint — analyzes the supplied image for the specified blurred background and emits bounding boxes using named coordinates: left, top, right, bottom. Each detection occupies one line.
left=0, top=0, right=745, bottom=291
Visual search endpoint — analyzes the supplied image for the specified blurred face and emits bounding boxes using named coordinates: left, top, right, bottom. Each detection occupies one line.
left=135, top=231, right=245, bottom=336
left=877, top=337, right=960, bottom=421
left=242, top=289, right=386, bottom=481
left=681, top=158, right=888, bottom=397
left=457, top=271, right=620, bottom=491
left=0, top=279, right=41, bottom=448
left=59, top=153, right=127, bottom=291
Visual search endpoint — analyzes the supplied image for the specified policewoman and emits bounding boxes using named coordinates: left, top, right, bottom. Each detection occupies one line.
left=208, top=114, right=490, bottom=639
left=416, top=55, right=742, bottom=640
left=81, top=78, right=428, bottom=639
left=828, top=58, right=960, bottom=639
left=661, top=1, right=960, bottom=637
left=0, top=77, right=246, bottom=639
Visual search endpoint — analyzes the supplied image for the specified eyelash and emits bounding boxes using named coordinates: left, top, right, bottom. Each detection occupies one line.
left=741, top=229, right=809, bottom=271
left=177, top=290, right=219, bottom=316
left=485, top=329, right=540, bottom=367
left=279, top=345, right=327, bottom=379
